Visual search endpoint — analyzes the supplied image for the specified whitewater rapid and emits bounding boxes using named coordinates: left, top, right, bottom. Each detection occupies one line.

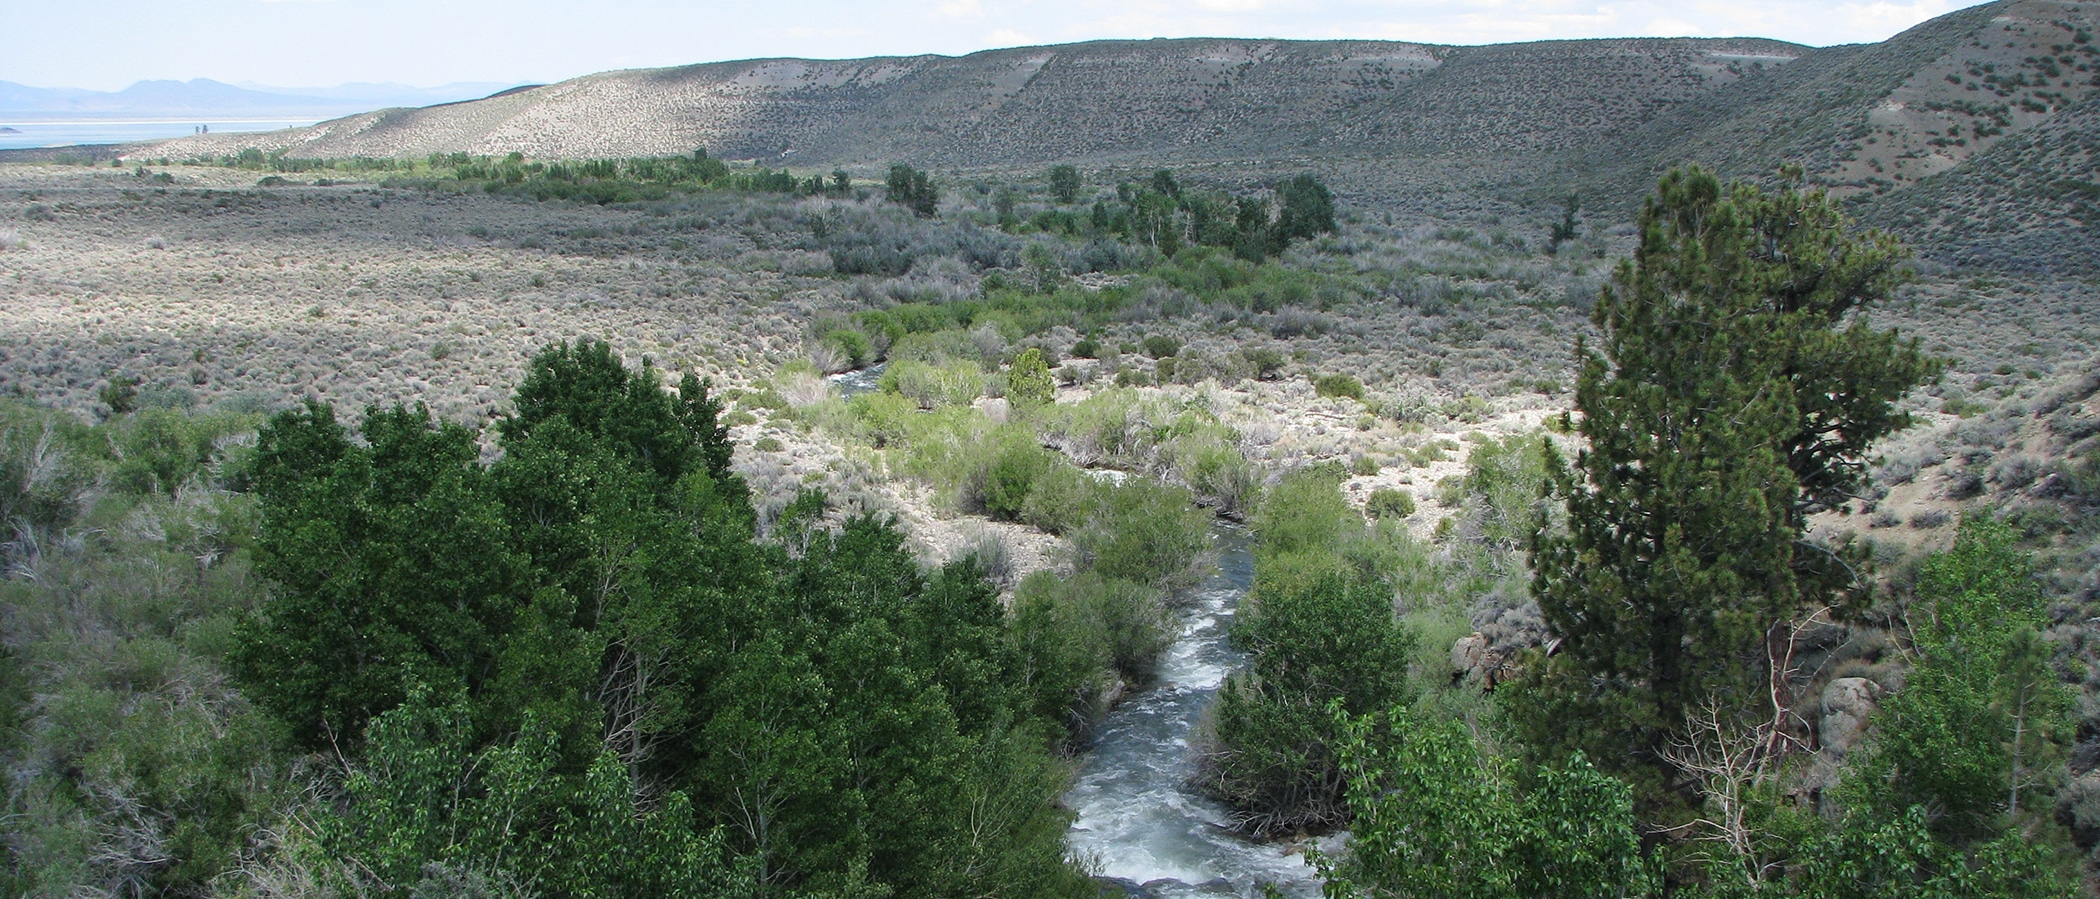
left=1063, top=525, right=1325, bottom=898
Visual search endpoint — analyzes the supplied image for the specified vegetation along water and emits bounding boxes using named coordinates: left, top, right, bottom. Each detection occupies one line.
left=7, top=9, right=2100, bottom=889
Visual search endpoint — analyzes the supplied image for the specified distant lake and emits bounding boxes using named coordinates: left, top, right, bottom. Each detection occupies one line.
left=0, top=120, right=318, bottom=151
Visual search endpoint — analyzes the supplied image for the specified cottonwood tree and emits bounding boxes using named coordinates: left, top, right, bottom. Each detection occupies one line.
left=1849, top=517, right=2071, bottom=842
left=1524, top=167, right=1939, bottom=798
left=1271, top=174, right=1335, bottom=251
left=1318, top=707, right=1654, bottom=899
left=1772, top=519, right=2076, bottom=897
left=1047, top=164, right=1081, bottom=204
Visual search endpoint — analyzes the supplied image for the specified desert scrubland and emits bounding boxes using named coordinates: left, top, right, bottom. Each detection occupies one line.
left=1, top=161, right=2093, bottom=538
left=6, top=0, right=2100, bottom=894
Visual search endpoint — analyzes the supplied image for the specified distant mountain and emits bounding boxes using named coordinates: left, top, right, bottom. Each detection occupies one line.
left=0, top=79, right=521, bottom=119
left=0, top=82, right=98, bottom=111
left=131, top=37, right=1811, bottom=164
left=121, top=0, right=2100, bottom=273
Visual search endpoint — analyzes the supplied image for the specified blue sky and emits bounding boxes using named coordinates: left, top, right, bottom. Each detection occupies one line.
left=5, top=0, right=1995, bottom=91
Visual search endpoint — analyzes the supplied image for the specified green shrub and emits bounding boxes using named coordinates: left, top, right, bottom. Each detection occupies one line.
left=1242, top=347, right=1286, bottom=380
left=1451, top=433, right=1552, bottom=560
left=964, top=434, right=1056, bottom=521
left=883, top=358, right=985, bottom=409
left=323, top=689, right=752, bottom=898
left=100, top=408, right=258, bottom=496
left=1200, top=567, right=1413, bottom=834
left=1440, top=394, right=1491, bottom=423
left=0, top=405, right=286, bottom=898
left=1009, top=572, right=1114, bottom=738
left=100, top=375, right=140, bottom=415
left=1007, top=348, right=1055, bottom=408
left=741, top=388, right=789, bottom=411
left=1251, top=466, right=1353, bottom=563
left=1366, top=488, right=1415, bottom=519
left=1168, top=431, right=1260, bottom=519
left=1941, top=396, right=1988, bottom=417
left=1322, top=708, right=1654, bottom=899
left=1142, top=335, right=1181, bottom=359
left=1314, top=373, right=1365, bottom=402
left=1196, top=469, right=1417, bottom=834
left=1047, top=164, right=1082, bottom=204
left=847, top=391, right=920, bottom=448
left=1072, top=480, right=1213, bottom=597
left=1018, top=464, right=1100, bottom=535
left=1013, top=571, right=1171, bottom=687
left=823, top=328, right=873, bottom=369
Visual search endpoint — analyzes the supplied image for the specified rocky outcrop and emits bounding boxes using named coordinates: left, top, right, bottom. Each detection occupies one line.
left=1818, top=676, right=1884, bottom=759
left=1450, top=630, right=1536, bottom=690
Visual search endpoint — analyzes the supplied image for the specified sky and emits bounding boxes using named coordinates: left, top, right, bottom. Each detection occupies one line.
left=4, top=0, right=1997, bottom=92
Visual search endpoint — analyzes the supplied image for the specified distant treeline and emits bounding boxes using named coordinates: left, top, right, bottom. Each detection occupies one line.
left=184, top=146, right=1340, bottom=264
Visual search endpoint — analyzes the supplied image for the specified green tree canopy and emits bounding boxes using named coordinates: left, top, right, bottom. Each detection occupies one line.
left=1525, top=166, right=1939, bottom=796
left=1007, top=347, right=1055, bottom=409
left=1318, top=707, right=1654, bottom=899
left=885, top=164, right=939, bottom=217
left=235, top=401, right=527, bottom=749
left=1047, top=164, right=1081, bottom=204
left=1271, top=173, right=1336, bottom=250
left=234, top=342, right=1092, bottom=897
left=1847, top=516, right=2072, bottom=843
left=1197, top=468, right=1414, bottom=834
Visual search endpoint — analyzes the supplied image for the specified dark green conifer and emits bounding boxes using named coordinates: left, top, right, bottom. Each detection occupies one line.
left=1525, top=167, right=1939, bottom=796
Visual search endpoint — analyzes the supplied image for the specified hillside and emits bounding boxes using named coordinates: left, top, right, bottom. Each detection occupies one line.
left=123, top=0, right=2100, bottom=274
left=137, top=37, right=1802, bottom=167
left=1856, top=92, right=2100, bottom=274
left=1586, top=0, right=2099, bottom=222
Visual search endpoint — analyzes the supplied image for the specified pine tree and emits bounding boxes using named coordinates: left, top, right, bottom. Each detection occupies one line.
left=1525, top=167, right=1939, bottom=791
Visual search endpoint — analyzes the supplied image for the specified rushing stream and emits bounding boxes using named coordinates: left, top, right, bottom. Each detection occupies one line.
left=825, top=364, right=886, bottom=396
left=1063, top=525, right=1324, bottom=898
left=823, top=366, right=1323, bottom=895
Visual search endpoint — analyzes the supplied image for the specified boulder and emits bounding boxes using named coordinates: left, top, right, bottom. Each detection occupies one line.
left=1451, top=632, right=1489, bottom=683
left=1819, top=677, right=1882, bottom=757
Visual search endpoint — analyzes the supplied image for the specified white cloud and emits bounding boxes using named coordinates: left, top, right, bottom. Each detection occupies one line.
left=1642, top=16, right=1705, bottom=37
left=941, top=0, right=985, bottom=17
